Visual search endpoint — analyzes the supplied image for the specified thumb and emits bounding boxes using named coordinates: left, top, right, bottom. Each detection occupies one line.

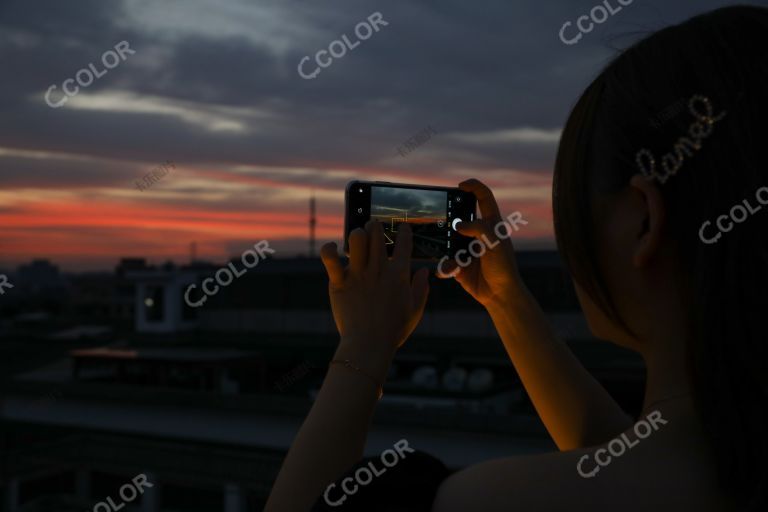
left=456, top=220, right=495, bottom=241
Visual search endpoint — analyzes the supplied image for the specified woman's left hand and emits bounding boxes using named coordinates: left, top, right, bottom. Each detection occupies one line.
left=320, top=221, right=430, bottom=373
left=265, top=222, right=428, bottom=512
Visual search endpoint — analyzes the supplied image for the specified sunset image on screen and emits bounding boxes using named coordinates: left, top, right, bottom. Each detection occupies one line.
left=371, top=187, right=448, bottom=257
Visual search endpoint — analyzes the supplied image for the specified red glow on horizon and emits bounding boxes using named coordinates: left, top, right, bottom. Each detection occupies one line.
left=0, top=168, right=555, bottom=271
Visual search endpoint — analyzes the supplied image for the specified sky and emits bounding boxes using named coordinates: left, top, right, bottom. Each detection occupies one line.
left=0, top=0, right=755, bottom=271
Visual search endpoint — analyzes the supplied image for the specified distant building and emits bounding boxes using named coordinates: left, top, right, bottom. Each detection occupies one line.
left=127, top=251, right=590, bottom=340
left=130, top=267, right=202, bottom=333
left=16, top=260, right=62, bottom=290
left=0, top=251, right=645, bottom=512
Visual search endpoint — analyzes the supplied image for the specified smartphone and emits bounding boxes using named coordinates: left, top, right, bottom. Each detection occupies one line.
left=344, top=180, right=477, bottom=260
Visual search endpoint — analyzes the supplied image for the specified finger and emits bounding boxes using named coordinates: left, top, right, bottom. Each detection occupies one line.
left=455, top=220, right=497, bottom=243
left=459, top=178, right=502, bottom=224
left=366, top=220, right=386, bottom=274
left=392, top=222, right=413, bottom=271
left=348, top=228, right=368, bottom=277
left=452, top=257, right=480, bottom=289
left=411, top=267, right=430, bottom=314
left=320, top=242, right=345, bottom=288
left=435, top=258, right=461, bottom=279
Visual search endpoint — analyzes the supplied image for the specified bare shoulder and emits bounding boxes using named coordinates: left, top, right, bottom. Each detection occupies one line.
left=432, top=414, right=732, bottom=512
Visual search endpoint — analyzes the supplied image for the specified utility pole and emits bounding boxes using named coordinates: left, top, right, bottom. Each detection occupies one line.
left=309, top=192, right=317, bottom=258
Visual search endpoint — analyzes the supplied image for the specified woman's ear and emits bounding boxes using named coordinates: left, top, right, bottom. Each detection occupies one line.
left=629, top=174, right=666, bottom=268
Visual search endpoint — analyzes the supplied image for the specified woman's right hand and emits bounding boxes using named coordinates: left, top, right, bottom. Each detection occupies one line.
left=437, top=179, right=530, bottom=308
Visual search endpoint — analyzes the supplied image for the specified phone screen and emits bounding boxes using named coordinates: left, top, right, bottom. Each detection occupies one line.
left=345, top=181, right=477, bottom=259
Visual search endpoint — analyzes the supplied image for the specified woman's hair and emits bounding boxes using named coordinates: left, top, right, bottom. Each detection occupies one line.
left=553, top=5, right=768, bottom=508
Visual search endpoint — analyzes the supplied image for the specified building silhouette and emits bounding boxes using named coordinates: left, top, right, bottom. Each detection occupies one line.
left=0, top=252, right=643, bottom=511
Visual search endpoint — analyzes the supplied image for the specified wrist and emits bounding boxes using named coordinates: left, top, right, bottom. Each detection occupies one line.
left=328, top=358, right=385, bottom=400
left=335, top=336, right=395, bottom=382
left=485, top=284, right=535, bottom=316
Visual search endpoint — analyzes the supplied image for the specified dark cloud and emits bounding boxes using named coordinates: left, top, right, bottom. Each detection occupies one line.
left=371, top=187, right=444, bottom=217
left=0, top=0, right=752, bottom=268
left=1, top=0, right=742, bottom=178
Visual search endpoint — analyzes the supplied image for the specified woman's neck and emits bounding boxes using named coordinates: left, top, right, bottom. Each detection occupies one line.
left=641, top=336, right=695, bottom=417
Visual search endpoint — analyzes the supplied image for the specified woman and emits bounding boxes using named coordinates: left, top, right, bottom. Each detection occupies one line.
left=266, top=5, right=767, bottom=511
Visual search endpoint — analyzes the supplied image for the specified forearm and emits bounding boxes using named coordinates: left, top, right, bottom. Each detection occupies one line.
left=265, top=339, right=391, bottom=512
left=486, top=288, right=632, bottom=450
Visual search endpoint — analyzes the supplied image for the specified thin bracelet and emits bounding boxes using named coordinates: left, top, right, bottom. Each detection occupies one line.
left=329, top=359, right=384, bottom=400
